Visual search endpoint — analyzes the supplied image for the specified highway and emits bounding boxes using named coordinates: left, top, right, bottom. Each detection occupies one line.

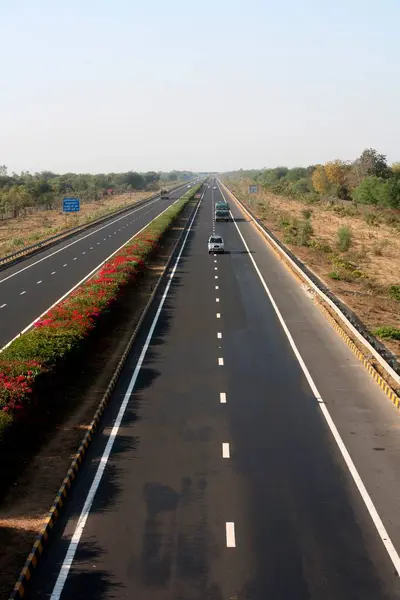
left=26, top=181, right=400, bottom=599
left=0, top=183, right=190, bottom=349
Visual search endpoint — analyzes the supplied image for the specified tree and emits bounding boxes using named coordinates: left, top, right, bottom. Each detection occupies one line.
left=380, top=178, right=400, bottom=209
left=284, top=167, right=308, bottom=182
left=260, top=167, right=288, bottom=186
left=324, top=160, right=351, bottom=199
left=292, top=178, right=312, bottom=194
left=124, top=171, right=145, bottom=189
left=143, top=171, right=160, bottom=186
left=311, top=165, right=330, bottom=194
left=0, top=165, right=7, bottom=176
left=6, top=185, right=31, bottom=217
left=352, top=176, right=382, bottom=205
left=352, top=148, right=389, bottom=184
left=324, top=160, right=350, bottom=186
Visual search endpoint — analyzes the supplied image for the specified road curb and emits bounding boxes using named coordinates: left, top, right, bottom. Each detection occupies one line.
left=220, top=181, right=400, bottom=411
left=8, top=193, right=202, bottom=600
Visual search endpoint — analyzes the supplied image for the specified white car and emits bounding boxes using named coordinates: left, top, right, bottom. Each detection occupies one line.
left=208, top=235, right=224, bottom=254
left=213, top=186, right=217, bottom=190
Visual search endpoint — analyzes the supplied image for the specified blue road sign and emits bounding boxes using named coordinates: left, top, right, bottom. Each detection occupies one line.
left=248, top=185, right=258, bottom=194
left=63, top=197, right=80, bottom=212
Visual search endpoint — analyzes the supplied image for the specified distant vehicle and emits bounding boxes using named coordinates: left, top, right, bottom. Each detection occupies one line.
left=187, top=184, right=192, bottom=189
left=213, top=186, right=217, bottom=190
left=160, top=188, right=169, bottom=199
left=208, top=235, right=224, bottom=253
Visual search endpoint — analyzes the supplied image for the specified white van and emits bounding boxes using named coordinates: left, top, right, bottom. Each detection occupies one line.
left=208, top=235, right=224, bottom=253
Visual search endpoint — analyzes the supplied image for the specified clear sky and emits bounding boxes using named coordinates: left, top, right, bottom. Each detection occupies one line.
left=0, top=0, right=399, bottom=173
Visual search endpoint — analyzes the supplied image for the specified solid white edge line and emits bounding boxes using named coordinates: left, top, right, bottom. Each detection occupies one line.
left=49, top=189, right=205, bottom=600
left=220, top=392, right=226, bottom=403
left=226, top=522, right=236, bottom=547
left=0, top=185, right=187, bottom=286
left=222, top=442, right=230, bottom=458
left=0, top=194, right=187, bottom=354
left=228, top=200, right=400, bottom=576
left=218, top=180, right=400, bottom=387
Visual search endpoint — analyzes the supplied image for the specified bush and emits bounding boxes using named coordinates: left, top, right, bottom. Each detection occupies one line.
left=352, top=176, right=382, bottom=205
left=309, top=239, right=332, bottom=254
left=337, top=225, right=352, bottom=251
left=298, top=219, right=314, bottom=246
left=387, top=285, right=400, bottom=302
left=301, top=209, right=313, bottom=220
left=373, top=326, right=400, bottom=340
left=372, top=240, right=387, bottom=256
left=364, top=212, right=380, bottom=227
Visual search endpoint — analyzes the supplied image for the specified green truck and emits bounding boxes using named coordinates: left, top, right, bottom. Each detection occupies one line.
left=215, top=201, right=230, bottom=221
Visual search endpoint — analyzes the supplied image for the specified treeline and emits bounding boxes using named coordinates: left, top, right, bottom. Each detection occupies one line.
left=0, top=167, right=196, bottom=218
left=226, top=149, right=400, bottom=209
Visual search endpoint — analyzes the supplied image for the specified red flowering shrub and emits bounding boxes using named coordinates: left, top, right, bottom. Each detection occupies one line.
left=0, top=184, right=201, bottom=435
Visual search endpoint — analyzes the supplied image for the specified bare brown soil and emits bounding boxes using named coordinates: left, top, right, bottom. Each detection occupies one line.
left=225, top=179, right=400, bottom=358
left=0, top=200, right=195, bottom=598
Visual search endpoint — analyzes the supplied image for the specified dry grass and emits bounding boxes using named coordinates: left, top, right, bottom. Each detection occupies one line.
left=0, top=190, right=156, bottom=258
left=226, top=179, right=400, bottom=357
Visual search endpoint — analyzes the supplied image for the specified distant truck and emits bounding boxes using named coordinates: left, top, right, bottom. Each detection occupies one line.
left=160, top=189, right=169, bottom=199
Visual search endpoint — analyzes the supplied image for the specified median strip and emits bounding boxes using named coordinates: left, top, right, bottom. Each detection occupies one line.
left=4, top=183, right=204, bottom=599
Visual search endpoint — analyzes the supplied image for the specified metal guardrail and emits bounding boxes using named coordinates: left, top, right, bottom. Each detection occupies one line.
left=0, top=182, right=190, bottom=271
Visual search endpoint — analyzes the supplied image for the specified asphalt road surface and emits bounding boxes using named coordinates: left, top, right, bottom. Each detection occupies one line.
left=26, top=181, right=400, bottom=599
left=0, top=183, right=190, bottom=348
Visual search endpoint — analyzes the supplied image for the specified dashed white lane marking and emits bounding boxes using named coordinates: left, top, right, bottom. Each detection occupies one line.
left=213, top=253, right=216, bottom=256
left=37, top=280, right=42, bottom=284
left=97, top=242, right=100, bottom=245
left=104, top=238, right=107, bottom=241
left=0, top=303, right=7, bottom=308
left=214, top=260, right=217, bottom=263
left=222, top=443, right=230, bottom=458
left=20, top=291, right=26, bottom=295
left=226, top=522, right=236, bottom=547
left=73, top=257, right=77, bottom=261
left=215, top=275, right=218, bottom=279
left=215, top=285, right=219, bottom=290
left=218, top=357, right=224, bottom=366
left=220, top=392, right=226, bottom=403
left=217, top=332, right=222, bottom=339
left=63, top=264, right=67, bottom=268
left=46, top=186, right=204, bottom=600
left=51, top=271, right=56, bottom=275
left=214, top=267, right=218, bottom=271
left=216, top=298, right=220, bottom=302
left=229, top=193, right=400, bottom=575
left=90, top=247, right=94, bottom=250
left=216, top=313, right=221, bottom=319
left=82, top=251, right=86, bottom=255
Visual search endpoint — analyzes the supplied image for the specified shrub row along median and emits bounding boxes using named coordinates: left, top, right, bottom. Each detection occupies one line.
left=0, top=183, right=203, bottom=439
